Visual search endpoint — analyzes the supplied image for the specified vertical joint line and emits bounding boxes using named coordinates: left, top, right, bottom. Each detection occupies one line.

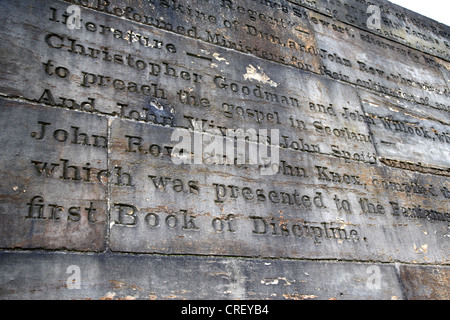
left=105, top=117, right=113, bottom=252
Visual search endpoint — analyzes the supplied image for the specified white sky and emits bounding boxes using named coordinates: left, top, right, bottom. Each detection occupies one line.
left=388, top=0, right=450, bottom=25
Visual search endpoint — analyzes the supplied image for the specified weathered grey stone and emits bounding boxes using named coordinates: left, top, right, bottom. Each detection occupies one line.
left=0, top=99, right=107, bottom=251
left=288, top=0, right=450, bottom=62
left=0, top=0, right=320, bottom=117
left=359, top=90, right=450, bottom=169
left=108, top=115, right=449, bottom=263
left=0, top=0, right=448, bottom=300
left=59, top=0, right=322, bottom=73
left=0, top=251, right=407, bottom=300
left=308, top=11, right=450, bottom=121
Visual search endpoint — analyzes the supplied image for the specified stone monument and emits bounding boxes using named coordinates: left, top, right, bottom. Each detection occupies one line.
left=0, top=0, right=448, bottom=300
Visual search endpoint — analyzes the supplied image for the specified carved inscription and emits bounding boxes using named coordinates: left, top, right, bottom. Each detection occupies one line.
left=307, top=11, right=450, bottom=118
left=359, top=91, right=450, bottom=170
left=0, top=101, right=107, bottom=251
left=0, top=0, right=448, bottom=264
left=59, top=0, right=321, bottom=73
left=107, top=119, right=449, bottom=262
left=288, top=0, right=450, bottom=61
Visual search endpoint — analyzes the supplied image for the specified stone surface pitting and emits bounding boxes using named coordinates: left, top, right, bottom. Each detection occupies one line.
left=0, top=0, right=448, bottom=299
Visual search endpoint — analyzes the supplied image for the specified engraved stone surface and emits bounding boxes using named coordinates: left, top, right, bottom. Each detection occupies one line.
left=0, top=100, right=107, bottom=251
left=59, top=0, right=323, bottom=73
left=310, top=11, right=450, bottom=120
left=0, top=0, right=448, bottom=300
left=359, top=90, right=450, bottom=169
left=288, top=0, right=450, bottom=61
left=108, top=117, right=449, bottom=263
